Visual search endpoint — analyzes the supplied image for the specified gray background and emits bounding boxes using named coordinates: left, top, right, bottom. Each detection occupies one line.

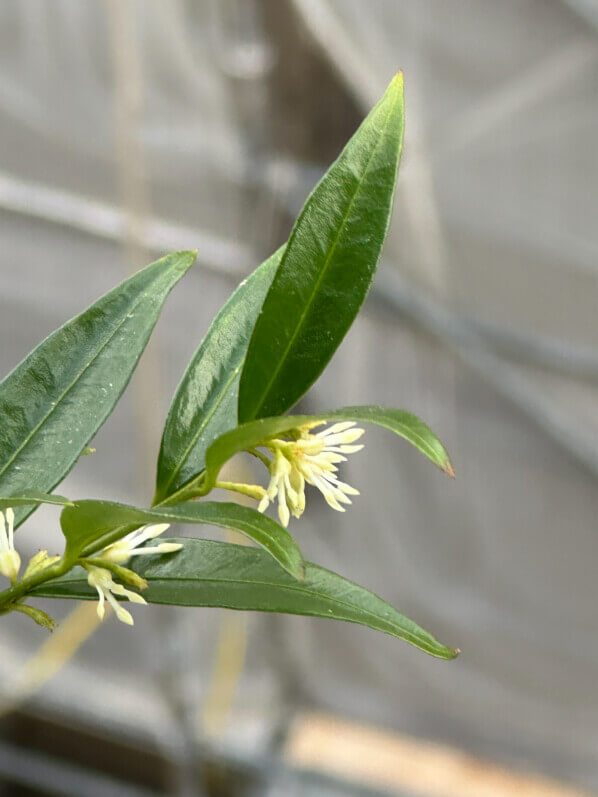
left=0, top=1, right=597, bottom=793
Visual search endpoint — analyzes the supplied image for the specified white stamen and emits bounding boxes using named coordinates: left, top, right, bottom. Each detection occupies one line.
left=0, top=512, right=8, bottom=551
left=0, top=507, right=21, bottom=582
left=86, top=566, right=146, bottom=626
left=98, top=522, right=181, bottom=564
left=6, top=508, right=14, bottom=549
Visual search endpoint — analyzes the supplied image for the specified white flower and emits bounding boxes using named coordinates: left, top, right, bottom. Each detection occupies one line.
left=86, top=523, right=183, bottom=625
left=0, top=508, right=20, bottom=583
left=98, top=523, right=183, bottom=564
left=86, top=565, right=146, bottom=626
left=258, top=421, right=364, bottom=527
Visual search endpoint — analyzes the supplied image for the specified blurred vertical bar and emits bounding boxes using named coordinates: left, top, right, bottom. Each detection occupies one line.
left=104, top=0, right=150, bottom=269
left=209, top=0, right=279, bottom=253
left=104, top=0, right=162, bottom=498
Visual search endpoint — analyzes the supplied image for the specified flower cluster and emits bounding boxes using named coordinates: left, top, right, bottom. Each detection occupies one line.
left=1, top=423, right=363, bottom=625
left=85, top=523, right=182, bottom=626
left=256, top=421, right=365, bottom=527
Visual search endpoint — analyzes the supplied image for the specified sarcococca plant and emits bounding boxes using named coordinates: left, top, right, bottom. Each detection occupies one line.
left=0, top=74, right=458, bottom=660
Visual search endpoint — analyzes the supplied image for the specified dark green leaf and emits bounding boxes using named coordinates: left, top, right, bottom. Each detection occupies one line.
left=238, top=74, right=405, bottom=422
left=203, top=405, right=454, bottom=492
left=154, top=248, right=282, bottom=504
left=34, top=538, right=458, bottom=659
left=0, top=251, right=197, bottom=528
left=0, top=491, right=73, bottom=510
left=61, top=499, right=304, bottom=580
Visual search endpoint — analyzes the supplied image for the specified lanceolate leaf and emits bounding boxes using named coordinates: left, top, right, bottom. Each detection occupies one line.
left=238, top=74, right=405, bottom=422
left=0, top=491, right=73, bottom=510
left=203, top=406, right=454, bottom=493
left=60, top=499, right=304, bottom=580
left=34, top=538, right=458, bottom=659
left=0, top=251, right=196, bottom=528
left=154, top=248, right=282, bottom=504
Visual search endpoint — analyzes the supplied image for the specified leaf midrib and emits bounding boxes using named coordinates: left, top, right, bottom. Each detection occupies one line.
left=352, top=411, right=446, bottom=468
left=245, top=89, right=400, bottom=420
left=41, top=574, right=431, bottom=650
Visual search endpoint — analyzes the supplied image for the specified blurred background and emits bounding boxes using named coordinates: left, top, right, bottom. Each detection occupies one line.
left=0, top=1, right=597, bottom=795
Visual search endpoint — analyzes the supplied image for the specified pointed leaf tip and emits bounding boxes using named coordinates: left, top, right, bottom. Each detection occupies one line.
left=444, top=646, right=460, bottom=660
left=392, top=70, right=404, bottom=88
left=238, top=76, right=405, bottom=422
left=176, top=249, right=198, bottom=264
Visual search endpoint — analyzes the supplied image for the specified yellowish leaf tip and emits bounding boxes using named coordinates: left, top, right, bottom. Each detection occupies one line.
left=385, top=72, right=404, bottom=111
left=176, top=249, right=198, bottom=262
left=390, top=71, right=404, bottom=91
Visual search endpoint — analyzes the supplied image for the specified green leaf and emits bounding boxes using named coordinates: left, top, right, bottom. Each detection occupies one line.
left=0, top=251, right=197, bottom=528
left=203, top=405, right=454, bottom=493
left=154, top=247, right=282, bottom=504
left=33, top=538, right=458, bottom=659
left=238, top=74, right=405, bottom=422
left=0, top=491, right=73, bottom=510
left=60, top=499, right=305, bottom=580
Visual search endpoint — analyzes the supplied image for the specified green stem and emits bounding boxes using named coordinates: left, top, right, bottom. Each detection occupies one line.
left=247, top=447, right=272, bottom=469
left=81, top=557, right=121, bottom=574
left=214, top=481, right=265, bottom=500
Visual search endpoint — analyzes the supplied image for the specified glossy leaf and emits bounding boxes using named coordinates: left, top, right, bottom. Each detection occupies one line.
left=34, top=538, right=458, bottom=659
left=0, top=491, right=73, bottom=510
left=154, top=248, right=282, bottom=504
left=60, top=499, right=304, bottom=580
left=0, top=251, right=197, bottom=528
left=238, top=74, right=405, bottom=422
left=203, top=405, right=454, bottom=493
